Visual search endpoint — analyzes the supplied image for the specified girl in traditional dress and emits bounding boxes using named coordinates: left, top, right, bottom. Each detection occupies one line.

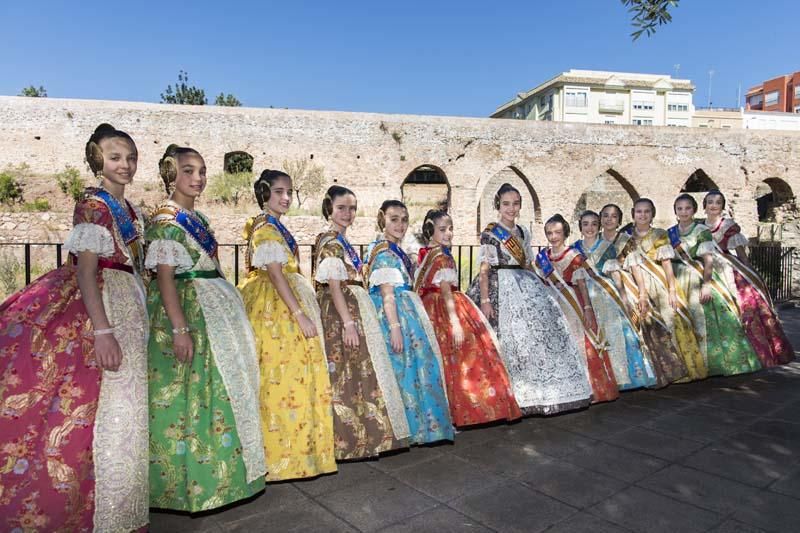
left=466, top=184, right=592, bottom=414
left=616, top=198, right=705, bottom=381
left=313, top=186, right=409, bottom=459
left=146, top=146, right=266, bottom=512
left=669, top=194, right=760, bottom=376
left=415, top=209, right=521, bottom=426
left=364, top=200, right=453, bottom=444
left=703, top=190, right=793, bottom=367
left=601, top=203, right=687, bottom=388
left=238, top=170, right=336, bottom=481
left=0, top=124, right=149, bottom=531
left=536, top=214, right=619, bottom=403
left=573, top=210, right=657, bottom=390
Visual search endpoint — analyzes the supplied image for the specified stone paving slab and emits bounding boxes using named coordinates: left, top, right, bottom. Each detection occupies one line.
left=150, top=307, right=800, bottom=532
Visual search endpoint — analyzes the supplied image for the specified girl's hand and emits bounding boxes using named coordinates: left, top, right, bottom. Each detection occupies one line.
left=481, top=301, right=495, bottom=320
left=638, top=295, right=650, bottom=317
left=451, top=320, right=465, bottom=349
left=700, top=284, right=712, bottom=304
left=343, top=321, right=360, bottom=348
left=583, top=308, right=597, bottom=333
left=173, top=332, right=194, bottom=364
left=94, top=334, right=123, bottom=371
left=297, top=313, right=318, bottom=338
left=390, top=327, right=403, bottom=353
left=668, top=289, right=678, bottom=311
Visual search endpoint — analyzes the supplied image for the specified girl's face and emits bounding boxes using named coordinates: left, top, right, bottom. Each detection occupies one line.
left=99, top=137, right=137, bottom=187
left=633, top=202, right=654, bottom=226
left=580, top=215, right=600, bottom=239
left=173, top=152, right=206, bottom=199
left=674, top=199, right=697, bottom=223
left=498, top=191, right=521, bottom=222
left=266, top=176, right=293, bottom=215
left=704, top=194, right=724, bottom=217
left=544, top=222, right=567, bottom=247
left=430, top=215, right=454, bottom=247
left=330, top=193, right=357, bottom=231
left=600, top=207, right=620, bottom=231
left=383, top=206, right=409, bottom=242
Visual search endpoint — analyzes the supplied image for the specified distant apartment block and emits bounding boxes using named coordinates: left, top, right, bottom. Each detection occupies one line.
left=745, top=72, right=800, bottom=114
left=693, top=108, right=800, bottom=131
left=491, top=69, right=695, bottom=127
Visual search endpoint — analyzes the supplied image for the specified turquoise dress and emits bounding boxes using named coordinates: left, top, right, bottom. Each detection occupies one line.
left=365, top=239, right=454, bottom=444
left=574, top=238, right=657, bottom=390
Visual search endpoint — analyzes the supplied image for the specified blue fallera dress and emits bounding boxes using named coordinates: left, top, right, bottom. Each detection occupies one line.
left=365, top=238, right=454, bottom=444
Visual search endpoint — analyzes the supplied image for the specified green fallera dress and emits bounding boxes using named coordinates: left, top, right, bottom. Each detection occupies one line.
left=145, top=202, right=266, bottom=512
left=668, top=222, right=761, bottom=376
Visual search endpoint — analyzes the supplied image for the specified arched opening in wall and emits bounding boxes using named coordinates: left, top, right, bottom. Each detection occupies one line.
left=680, top=169, right=719, bottom=212
left=477, top=166, right=541, bottom=237
left=223, top=151, right=254, bottom=174
left=573, top=169, right=639, bottom=226
left=755, top=177, right=795, bottom=223
left=401, top=165, right=450, bottom=224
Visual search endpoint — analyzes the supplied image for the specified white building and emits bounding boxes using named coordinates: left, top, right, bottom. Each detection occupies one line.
left=492, top=69, right=695, bottom=127
left=743, top=110, right=800, bottom=131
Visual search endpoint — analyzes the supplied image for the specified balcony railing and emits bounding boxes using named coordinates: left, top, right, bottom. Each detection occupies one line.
left=599, top=100, right=625, bottom=114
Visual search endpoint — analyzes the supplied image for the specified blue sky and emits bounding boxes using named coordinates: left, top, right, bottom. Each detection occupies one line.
left=0, top=1, right=795, bottom=117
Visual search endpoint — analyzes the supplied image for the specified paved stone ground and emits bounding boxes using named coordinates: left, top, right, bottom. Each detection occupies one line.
left=151, top=308, right=800, bottom=533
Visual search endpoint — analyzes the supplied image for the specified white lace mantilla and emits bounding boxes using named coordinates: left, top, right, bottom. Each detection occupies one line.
left=64, top=223, right=115, bottom=258
left=94, top=269, right=149, bottom=531
left=655, top=244, right=675, bottom=261
left=315, top=257, right=349, bottom=282
left=349, top=285, right=410, bottom=440
left=696, top=240, right=716, bottom=257
left=431, top=268, right=458, bottom=286
left=145, top=239, right=194, bottom=273
left=478, top=244, right=499, bottom=266
left=193, top=278, right=267, bottom=483
left=369, top=267, right=405, bottom=287
left=252, top=241, right=289, bottom=268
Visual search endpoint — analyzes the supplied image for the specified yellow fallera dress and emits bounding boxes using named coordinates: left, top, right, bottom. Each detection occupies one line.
left=238, top=213, right=336, bottom=481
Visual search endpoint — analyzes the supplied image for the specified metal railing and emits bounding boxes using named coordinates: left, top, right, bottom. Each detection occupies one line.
left=1, top=242, right=795, bottom=301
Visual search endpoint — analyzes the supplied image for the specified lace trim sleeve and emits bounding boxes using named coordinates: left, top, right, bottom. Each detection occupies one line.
left=602, top=258, right=621, bottom=274
left=369, top=267, right=405, bottom=287
left=696, top=240, right=716, bottom=257
left=314, top=257, right=349, bottom=282
left=145, top=239, right=194, bottom=273
left=64, top=223, right=115, bottom=257
left=431, top=267, right=458, bottom=286
left=655, top=244, right=675, bottom=261
left=623, top=251, right=644, bottom=270
left=478, top=244, right=499, bottom=266
left=728, top=232, right=749, bottom=249
left=571, top=267, right=588, bottom=282
left=251, top=241, right=288, bottom=268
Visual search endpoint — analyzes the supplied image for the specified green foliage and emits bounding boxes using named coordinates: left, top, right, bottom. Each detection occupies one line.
left=224, top=152, right=254, bottom=174
left=22, top=198, right=50, bottom=212
left=622, top=0, right=679, bottom=40
left=0, top=172, right=24, bottom=205
left=161, top=70, right=207, bottom=105
left=215, top=93, right=242, bottom=107
left=282, top=158, right=326, bottom=208
left=19, top=85, right=47, bottom=97
left=207, top=172, right=254, bottom=205
left=54, top=165, right=86, bottom=201
left=0, top=251, right=22, bottom=298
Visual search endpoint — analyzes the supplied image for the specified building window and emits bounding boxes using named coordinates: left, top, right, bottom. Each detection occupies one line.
left=765, top=91, right=779, bottom=105
left=632, top=118, right=653, bottom=126
left=668, top=103, right=689, bottom=112
left=565, top=90, right=588, bottom=107
left=539, top=93, right=552, bottom=111
left=633, top=101, right=655, bottom=111
left=748, top=93, right=763, bottom=106
left=604, top=118, right=615, bottom=124
left=795, top=85, right=800, bottom=99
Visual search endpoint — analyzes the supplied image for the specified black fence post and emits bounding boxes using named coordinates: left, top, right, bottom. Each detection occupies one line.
left=24, top=244, right=31, bottom=285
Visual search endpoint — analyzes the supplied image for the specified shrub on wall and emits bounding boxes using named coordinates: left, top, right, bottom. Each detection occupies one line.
left=54, top=165, right=86, bottom=201
left=207, top=172, right=254, bottom=206
left=0, top=172, right=24, bottom=205
left=22, top=198, right=50, bottom=212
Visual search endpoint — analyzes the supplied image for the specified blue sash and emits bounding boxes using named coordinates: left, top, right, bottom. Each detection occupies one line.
left=174, top=210, right=218, bottom=258
left=388, top=241, right=415, bottom=278
left=490, top=223, right=526, bottom=265
left=572, top=239, right=586, bottom=258
left=667, top=225, right=682, bottom=248
left=337, top=233, right=363, bottom=273
left=536, top=249, right=554, bottom=277
left=93, top=188, right=138, bottom=245
left=267, top=214, right=298, bottom=256
left=441, top=246, right=452, bottom=258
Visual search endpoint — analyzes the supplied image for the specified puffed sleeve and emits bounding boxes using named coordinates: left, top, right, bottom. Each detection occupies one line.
left=655, top=244, right=675, bottom=261
left=145, top=224, right=194, bottom=273
left=571, top=267, right=588, bottom=281
left=725, top=222, right=749, bottom=249
left=695, top=229, right=716, bottom=257
left=64, top=198, right=115, bottom=257
left=250, top=225, right=289, bottom=268
left=478, top=232, right=500, bottom=266
left=623, top=251, right=645, bottom=270
left=368, top=251, right=405, bottom=287
left=315, top=257, right=349, bottom=282
left=602, top=259, right=621, bottom=274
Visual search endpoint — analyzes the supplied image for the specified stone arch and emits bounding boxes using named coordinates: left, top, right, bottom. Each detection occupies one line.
left=401, top=164, right=450, bottom=224
left=477, top=166, right=541, bottom=236
left=223, top=151, right=254, bottom=174
left=755, top=177, right=795, bottom=223
left=572, top=168, right=640, bottom=224
left=681, top=168, right=719, bottom=193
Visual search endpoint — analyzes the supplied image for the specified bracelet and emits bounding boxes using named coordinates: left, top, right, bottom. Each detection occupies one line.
left=583, top=305, right=593, bottom=311
left=481, top=298, right=491, bottom=304
left=342, top=321, right=356, bottom=329
left=92, top=327, right=116, bottom=336
left=292, top=308, right=304, bottom=317
left=384, top=294, right=396, bottom=301
left=172, top=326, right=191, bottom=335
left=389, top=322, right=401, bottom=329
